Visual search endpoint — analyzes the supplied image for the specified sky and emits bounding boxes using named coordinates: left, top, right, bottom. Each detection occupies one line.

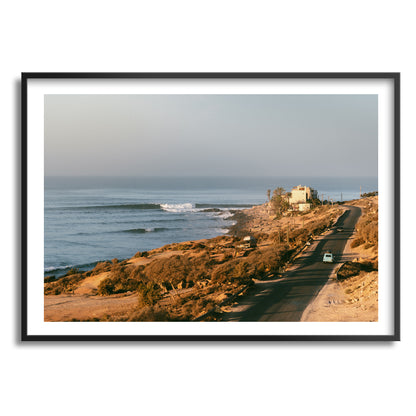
left=44, top=94, right=378, bottom=178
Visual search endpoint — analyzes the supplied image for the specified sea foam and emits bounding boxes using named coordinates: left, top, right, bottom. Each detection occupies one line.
left=160, top=203, right=198, bottom=213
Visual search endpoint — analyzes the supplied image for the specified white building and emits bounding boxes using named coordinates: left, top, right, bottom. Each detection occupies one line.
left=289, top=185, right=318, bottom=204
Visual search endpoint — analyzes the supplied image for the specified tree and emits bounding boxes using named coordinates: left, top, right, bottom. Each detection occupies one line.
left=271, top=187, right=290, bottom=218
left=266, top=189, right=271, bottom=202
left=273, top=187, right=285, bottom=197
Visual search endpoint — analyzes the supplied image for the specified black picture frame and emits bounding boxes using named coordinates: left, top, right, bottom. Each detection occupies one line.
left=21, top=72, right=400, bottom=341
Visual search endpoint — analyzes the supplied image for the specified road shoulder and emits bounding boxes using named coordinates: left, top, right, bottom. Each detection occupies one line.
left=301, top=224, right=378, bottom=322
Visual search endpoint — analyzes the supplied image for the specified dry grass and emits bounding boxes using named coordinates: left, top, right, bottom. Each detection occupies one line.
left=350, top=196, right=378, bottom=251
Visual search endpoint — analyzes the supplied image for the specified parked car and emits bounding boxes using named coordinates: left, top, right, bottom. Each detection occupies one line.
left=323, top=251, right=335, bottom=263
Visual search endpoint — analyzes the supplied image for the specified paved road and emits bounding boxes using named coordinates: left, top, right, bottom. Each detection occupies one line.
left=223, top=205, right=362, bottom=322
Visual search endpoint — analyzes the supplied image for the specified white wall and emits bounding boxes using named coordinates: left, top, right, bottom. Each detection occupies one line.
left=2, top=1, right=414, bottom=415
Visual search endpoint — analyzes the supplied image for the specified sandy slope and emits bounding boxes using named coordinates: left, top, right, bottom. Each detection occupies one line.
left=44, top=293, right=139, bottom=322
left=44, top=250, right=183, bottom=321
left=301, top=198, right=378, bottom=322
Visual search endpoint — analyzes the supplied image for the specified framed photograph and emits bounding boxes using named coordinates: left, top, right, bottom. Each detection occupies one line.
left=22, top=73, right=400, bottom=341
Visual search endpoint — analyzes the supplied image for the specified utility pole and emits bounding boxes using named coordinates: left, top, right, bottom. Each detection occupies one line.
left=287, top=223, right=289, bottom=243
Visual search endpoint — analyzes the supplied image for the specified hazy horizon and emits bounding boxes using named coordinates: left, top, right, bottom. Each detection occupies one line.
left=44, top=175, right=378, bottom=195
left=45, top=94, right=378, bottom=178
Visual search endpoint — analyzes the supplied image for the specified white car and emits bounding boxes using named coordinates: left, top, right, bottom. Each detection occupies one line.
left=323, top=252, right=335, bottom=263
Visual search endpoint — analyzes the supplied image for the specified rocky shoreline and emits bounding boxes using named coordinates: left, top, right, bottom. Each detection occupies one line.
left=44, top=202, right=345, bottom=322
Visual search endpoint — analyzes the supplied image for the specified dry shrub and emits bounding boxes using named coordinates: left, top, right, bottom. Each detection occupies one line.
left=64, top=267, right=80, bottom=276
left=97, top=278, right=115, bottom=296
left=165, top=292, right=218, bottom=321
left=137, top=282, right=163, bottom=307
left=175, top=242, right=194, bottom=251
left=207, top=236, right=225, bottom=244
left=192, top=242, right=206, bottom=251
left=216, top=253, right=233, bottom=264
left=245, top=245, right=293, bottom=278
left=97, top=263, right=143, bottom=295
left=337, top=261, right=377, bottom=280
left=90, top=261, right=112, bottom=276
left=288, top=228, right=309, bottom=245
left=337, top=262, right=361, bottom=280
left=44, top=275, right=56, bottom=283
left=211, top=258, right=253, bottom=285
left=192, top=299, right=216, bottom=316
left=128, top=265, right=146, bottom=280
left=361, top=191, right=378, bottom=197
left=253, top=232, right=269, bottom=243
left=143, top=254, right=212, bottom=288
left=134, top=251, right=149, bottom=258
left=44, top=273, right=85, bottom=295
left=306, top=217, right=333, bottom=235
left=351, top=237, right=365, bottom=248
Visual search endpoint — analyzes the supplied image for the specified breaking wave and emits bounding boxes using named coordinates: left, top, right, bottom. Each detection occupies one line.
left=217, top=210, right=234, bottom=219
left=44, top=261, right=99, bottom=274
left=44, top=264, right=75, bottom=272
left=160, top=202, right=251, bottom=213
left=160, top=203, right=198, bottom=213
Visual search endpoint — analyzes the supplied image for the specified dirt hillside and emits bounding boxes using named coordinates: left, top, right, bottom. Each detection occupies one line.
left=301, top=196, right=378, bottom=321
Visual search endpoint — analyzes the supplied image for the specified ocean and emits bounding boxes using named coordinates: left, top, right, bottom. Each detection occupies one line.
left=44, top=176, right=377, bottom=277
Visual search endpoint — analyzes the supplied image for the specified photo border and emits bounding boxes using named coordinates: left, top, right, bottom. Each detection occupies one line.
left=21, top=72, right=400, bottom=341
